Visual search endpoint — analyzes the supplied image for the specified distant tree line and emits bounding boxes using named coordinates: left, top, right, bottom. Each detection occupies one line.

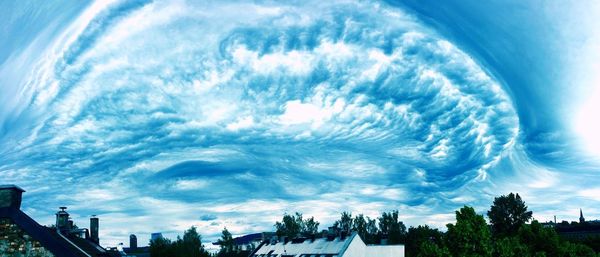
left=272, top=193, right=600, bottom=257
left=149, top=226, right=211, bottom=257
left=150, top=193, right=600, bottom=257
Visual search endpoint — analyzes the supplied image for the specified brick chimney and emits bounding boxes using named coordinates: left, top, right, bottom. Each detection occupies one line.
left=0, top=185, right=25, bottom=209
left=90, top=215, right=99, bottom=244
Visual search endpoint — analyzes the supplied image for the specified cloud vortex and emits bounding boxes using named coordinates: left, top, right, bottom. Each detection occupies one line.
left=0, top=0, right=519, bottom=244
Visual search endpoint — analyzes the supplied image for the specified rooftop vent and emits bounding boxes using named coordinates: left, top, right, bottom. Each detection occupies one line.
left=291, top=237, right=306, bottom=244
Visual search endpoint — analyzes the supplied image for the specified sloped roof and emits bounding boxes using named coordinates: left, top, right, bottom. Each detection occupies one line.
left=234, top=232, right=264, bottom=245
left=0, top=207, right=119, bottom=257
left=66, top=234, right=120, bottom=257
left=0, top=206, right=86, bottom=257
left=252, top=234, right=356, bottom=256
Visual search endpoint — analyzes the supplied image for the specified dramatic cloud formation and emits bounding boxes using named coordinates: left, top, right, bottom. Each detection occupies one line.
left=1, top=0, right=599, bottom=247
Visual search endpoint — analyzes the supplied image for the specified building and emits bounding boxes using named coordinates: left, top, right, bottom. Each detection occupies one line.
left=150, top=232, right=163, bottom=242
left=250, top=233, right=405, bottom=257
left=0, top=185, right=120, bottom=257
left=122, top=234, right=150, bottom=257
left=542, top=209, right=600, bottom=240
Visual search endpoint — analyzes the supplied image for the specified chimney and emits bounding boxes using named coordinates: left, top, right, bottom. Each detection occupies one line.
left=0, top=185, right=25, bottom=209
left=130, top=234, right=138, bottom=250
left=56, top=207, right=70, bottom=233
left=90, top=215, right=99, bottom=244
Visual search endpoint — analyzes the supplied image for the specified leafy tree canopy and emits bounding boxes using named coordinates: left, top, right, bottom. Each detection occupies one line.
left=488, top=193, right=533, bottom=237
left=446, top=206, right=493, bottom=257
left=275, top=212, right=320, bottom=238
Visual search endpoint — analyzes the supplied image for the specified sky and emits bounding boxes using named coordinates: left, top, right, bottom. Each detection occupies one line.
left=1, top=0, right=600, bottom=248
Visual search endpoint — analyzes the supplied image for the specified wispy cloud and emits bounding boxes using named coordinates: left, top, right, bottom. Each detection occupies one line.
left=1, top=0, right=599, bottom=247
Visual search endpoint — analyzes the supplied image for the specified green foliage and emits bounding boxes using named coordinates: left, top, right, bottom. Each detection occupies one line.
left=150, top=237, right=174, bottom=257
left=149, top=226, right=210, bottom=257
left=304, top=216, right=320, bottom=235
left=352, top=214, right=377, bottom=244
left=275, top=212, right=303, bottom=238
left=446, top=206, right=492, bottom=257
left=493, top=236, right=530, bottom=257
left=378, top=210, right=407, bottom=244
left=217, top=227, right=234, bottom=254
left=518, top=220, right=561, bottom=256
left=559, top=241, right=596, bottom=257
left=334, top=212, right=353, bottom=234
left=416, top=241, right=450, bottom=257
left=270, top=194, right=600, bottom=257
left=333, top=213, right=379, bottom=244
left=406, top=225, right=444, bottom=257
left=564, top=235, right=600, bottom=252
left=180, top=226, right=207, bottom=257
left=488, top=193, right=533, bottom=237
left=274, top=212, right=319, bottom=238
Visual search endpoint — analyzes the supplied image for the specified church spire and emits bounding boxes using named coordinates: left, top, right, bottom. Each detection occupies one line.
left=580, top=209, right=586, bottom=224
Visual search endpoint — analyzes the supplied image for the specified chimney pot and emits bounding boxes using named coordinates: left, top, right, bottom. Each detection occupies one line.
left=0, top=185, right=25, bottom=209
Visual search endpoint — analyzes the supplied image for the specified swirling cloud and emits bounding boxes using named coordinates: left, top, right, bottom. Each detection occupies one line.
left=0, top=0, right=523, bottom=245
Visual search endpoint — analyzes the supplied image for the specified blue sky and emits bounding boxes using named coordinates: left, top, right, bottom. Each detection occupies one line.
left=1, top=0, right=600, bottom=247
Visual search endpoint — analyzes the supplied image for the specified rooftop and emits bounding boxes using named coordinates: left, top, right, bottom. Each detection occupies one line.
left=0, top=185, right=25, bottom=192
left=253, top=234, right=355, bottom=256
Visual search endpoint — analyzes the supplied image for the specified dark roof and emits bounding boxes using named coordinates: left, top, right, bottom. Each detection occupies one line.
left=0, top=207, right=118, bottom=257
left=124, top=246, right=151, bottom=257
left=234, top=233, right=264, bottom=245
left=212, top=232, right=267, bottom=246
left=557, top=223, right=600, bottom=233
left=0, top=184, right=25, bottom=192
left=66, top=233, right=120, bottom=257
left=0, top=207, right=84, bottom=257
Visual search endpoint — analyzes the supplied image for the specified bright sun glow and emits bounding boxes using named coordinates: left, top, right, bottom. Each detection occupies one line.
left=574, top=87, right=600, bottom=158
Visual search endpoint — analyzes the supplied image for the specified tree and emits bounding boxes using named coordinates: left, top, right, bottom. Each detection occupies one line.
left=365, top=216, right=379, bottom=244
left=353, top=214, right=367, bottom=241
left=304, top=216, right=320, bottom=235
left=518, top=220, right=561, bottom=257
left=378, top=210, right=407, bottom=244
left=351, top=214, right=380, bottom=244
left=274, top=212, right=319, bottom=238
left=217, top=227, right=234, bottom=255
left=493, top=236, right=530, bottom=257
left=446, top=206, right=492, bottom=257
left=487, top=193, right=533, bottom=237
left=406, top=225, right=444, bottom=257
left=178, top=226, right=210, bottom=257
left=559, top=241, right=596, bottom=257
left=334, top=212, right=353, bottom=234
left=417, top=241, right=451, bottom=257
left=275, top=212, right=304, bottom=238
left=149, top=236, right=174, bottom=257
left=149, top=226, right=210, bottom=257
